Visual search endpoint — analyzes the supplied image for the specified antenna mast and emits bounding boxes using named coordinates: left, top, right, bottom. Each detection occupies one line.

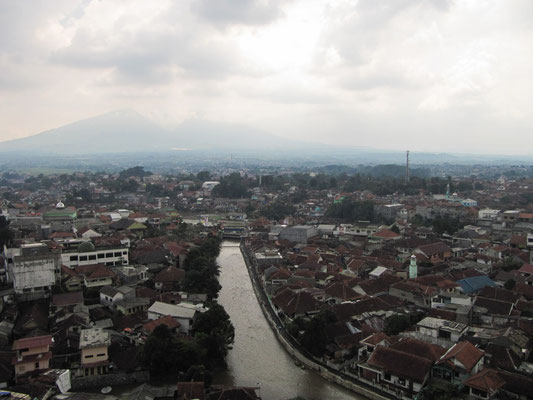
left=406, top=150, right=410, bottom=183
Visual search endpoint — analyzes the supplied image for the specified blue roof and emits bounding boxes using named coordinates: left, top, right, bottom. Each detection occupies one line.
left=458, top=275, right=496, bottom=294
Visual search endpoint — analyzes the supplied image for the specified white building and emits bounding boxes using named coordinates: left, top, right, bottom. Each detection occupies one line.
left=201, top=181, right=220, bottom=190
left=61, top=241, right=128, bottom=269
left=477, top=209, right=501, bottom=220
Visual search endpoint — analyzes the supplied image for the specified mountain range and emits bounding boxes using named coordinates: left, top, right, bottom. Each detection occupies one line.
left=0, top=109, right=307, bottom=154
left=0, top=109, right=530, bottom=164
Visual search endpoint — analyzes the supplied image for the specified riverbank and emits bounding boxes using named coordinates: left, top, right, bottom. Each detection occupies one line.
left=239, top=241, right=394, bottom=400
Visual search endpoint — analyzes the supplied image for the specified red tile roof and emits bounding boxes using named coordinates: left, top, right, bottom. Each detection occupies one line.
left=52, top=291, right=84, bottom=307
left=13, top=335, right=53, bottom=350
left=438, top=341, right=484, bottom=373
left=518, top=264, right=533, bottom=275
left=367, top=346, right=433, bottom=383
left=390, top=338, right=446, bottom=363
left=372, top=229, right=401, bottom=239
left=154, top=266, right=185, bottom=283
left=463, top=368, right=505, bottom=394
left=75, top=264, right=116, bottom=280
left=143, top=315, right=180, bottom=333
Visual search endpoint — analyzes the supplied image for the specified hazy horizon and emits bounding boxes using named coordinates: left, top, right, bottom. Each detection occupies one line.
left=1, top=1, right=533, bottom=155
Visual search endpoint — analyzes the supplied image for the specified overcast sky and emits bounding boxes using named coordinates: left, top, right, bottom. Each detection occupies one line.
left=1, top=0, right=532, bottom=154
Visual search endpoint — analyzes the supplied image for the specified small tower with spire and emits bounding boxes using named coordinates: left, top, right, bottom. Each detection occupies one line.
left=446, top=183, right=450, bottom=199
left=409, top=254, right=418, bottom=279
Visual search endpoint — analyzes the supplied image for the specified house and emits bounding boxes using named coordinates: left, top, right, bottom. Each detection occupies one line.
left=142, top=315, right=181, bottom=335
left=61, top=265, right=82, bottom=292
left=77, top=227, right=102, bottom=238
left=147, top=301, right=203, bottom=335
left=74, top=264, right=116, bottom=288
left=389, top=281, right=438, bottom=308
left=79, top=327, right=111, bottom=376
left=369, top=229, right=402, bottom=241
left=109, top=219, right=147, bottom=237
left=463, top=368, right=505, bottom=399
left=359, top=345, right=433, bottom=398
left=114, top=265, right=148, bottom=284
left=414, top=242, right=452, bottom=263
left=279, top=225, right=318, bottom=244
left=415, top=317, right=467, bottom=347
left=358, top=332, right=391, bottom=360
left=518, top=263, right=533, bottom=278
left=99, top=285, right=135, bottom=307
left=324, top=282, right=360, bottom=304
left=115, top=297, right=150, bottom=315
left=51, top=291, right=84, bottom=312
left=271, top=288, right=322, bottom=319
left=12, top=335, right=53, bottom=376
left=458, top=275, right=497, bottom=294
left=154, top=266, right=186, bottom=291
left=433, top=341, right=484, bottom=383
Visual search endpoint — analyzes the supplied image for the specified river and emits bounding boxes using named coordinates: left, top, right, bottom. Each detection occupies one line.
left=213, top=241, right=363, bottom=400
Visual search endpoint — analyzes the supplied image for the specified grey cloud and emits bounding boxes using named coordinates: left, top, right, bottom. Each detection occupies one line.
left=191, top=0, right=284, bottom=27
left=51, top=25, right=244, bottom=85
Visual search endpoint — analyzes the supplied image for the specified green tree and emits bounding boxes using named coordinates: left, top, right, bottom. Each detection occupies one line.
left=139, top=325, right=204, bottom=377
left=300, top=310, right=336, bottom=358
left=196, top=170, right=210, bottom=181
left=326, top=199, right=375, bottom=222
left=504, top=279, right=516, bottom=290
left=119, top=166, right=152, bottom=179
left=260, top=201, right=296, bottom=220
left=212, top=173, right=249, bottom=198
left=193, top=302, right=235, bottom=368
left=384, top=314, right=411, bottom=336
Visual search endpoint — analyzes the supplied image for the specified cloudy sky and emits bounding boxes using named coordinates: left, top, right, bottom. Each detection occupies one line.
left=1, top=0, right=532, bottom=154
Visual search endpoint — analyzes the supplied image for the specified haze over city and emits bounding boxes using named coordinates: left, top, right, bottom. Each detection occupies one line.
left=1, top=0, right=533, bottom=154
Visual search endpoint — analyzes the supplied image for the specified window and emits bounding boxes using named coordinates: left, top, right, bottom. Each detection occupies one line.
left=384, top=373, right=391, bottom=381
left=106, top=253, right=113, bottom=258
left=96, top=353, right=106, bottom=357
left=114, top=252, right=121, bottom=257
left=79, top=256, right=88, bottom=261
left=123, top=251, right=127, bottom=255
left=98, top=253, right=105, bottom=259
left=85, top=354, right=93, bottom=359
left=89, top=255, right=96, bottom=260
left=35, top=362, right=39, bottom=369
left=70, top=255, right=78, bottom=261
left=438, top=329, right=451, bottom=339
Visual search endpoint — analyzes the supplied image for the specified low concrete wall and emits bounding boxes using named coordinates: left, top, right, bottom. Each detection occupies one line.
left=240, top=242, right=391, bottom=400
left=71, top=371, right=150, bottom=390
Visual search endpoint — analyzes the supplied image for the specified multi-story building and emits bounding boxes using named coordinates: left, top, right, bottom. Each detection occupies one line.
left=79, top=328, right=111, bottom=377
left=12, top=335, right=53, bottom=376
left=3, top=243, right=61, bottom=301
left=60, top=240, right=128, bottom=269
